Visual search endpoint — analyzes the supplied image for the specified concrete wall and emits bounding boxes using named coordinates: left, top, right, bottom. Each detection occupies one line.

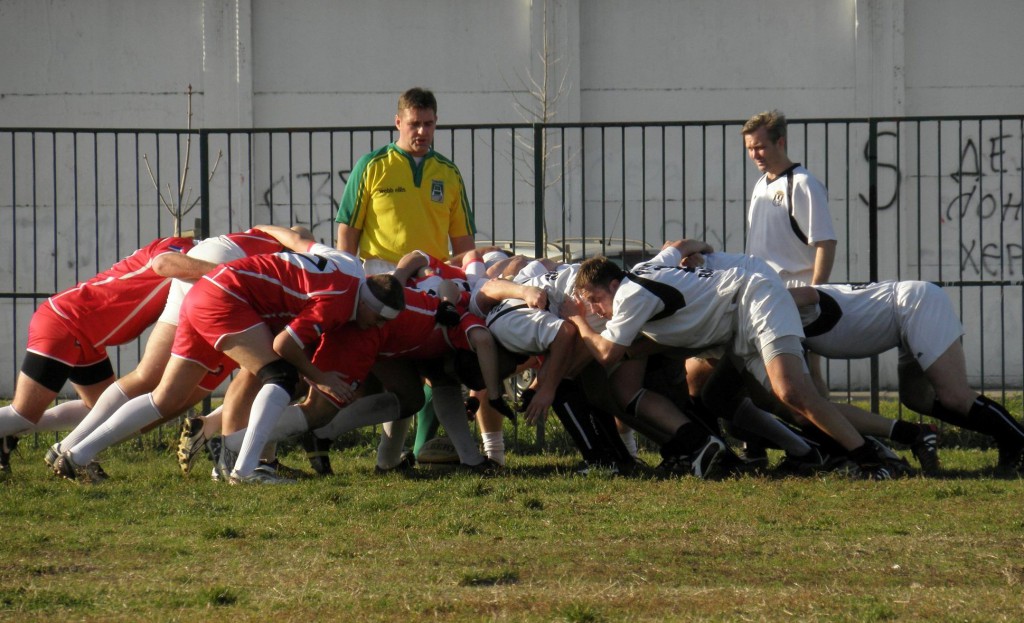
left=4, top=1, right=1023, bottom=128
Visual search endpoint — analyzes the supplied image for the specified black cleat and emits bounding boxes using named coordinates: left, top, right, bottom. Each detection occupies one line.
left=374, top=450, right=416, bottom=475
left=176, top=416, right=208, bottom=476
left=657, top=436, right=727, bottom=480
left=300, top=432, right=334, bottom=476
left=910, top=423, right=941, bottom=476
left=460, top=457, right=505, bottom=476
left=1, top=435, right=19, bottom=474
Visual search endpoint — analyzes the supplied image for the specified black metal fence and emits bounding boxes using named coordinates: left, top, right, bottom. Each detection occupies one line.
left=2, top=117, right=1022, bottom=410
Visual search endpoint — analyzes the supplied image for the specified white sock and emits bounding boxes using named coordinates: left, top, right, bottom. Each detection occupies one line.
left=432, top=385, right=484, bottom=465
left=58, top=383, right=130, bottom=449
left=32, top=400, right=90, bottom=433
left=619, top=429, right=639, bottom=458
left=376, top=417, right=412, bottom=469
left=223, top=429, right=246, bottom=452
left=69, top=394, right=162, bottom=465
left=314, top=393, right=401, bottom=440
left=0, top=405, right=34, bottom=438
left=233, top=384, right=291, bottom=477
left=259, top=442, right=277, bottom=463
left=732, top=398, right=811, bottom=456
left=481, top=430, right=505, bottom=466
left=268, top=404, right=310, bottom=442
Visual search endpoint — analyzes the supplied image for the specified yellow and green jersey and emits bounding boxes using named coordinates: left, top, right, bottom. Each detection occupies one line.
left=336, top=143, right=475, bottom=263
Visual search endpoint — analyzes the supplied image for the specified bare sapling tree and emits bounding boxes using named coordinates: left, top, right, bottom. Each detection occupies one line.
left=142, top=85, right=222, bottom=236
left=503, top=0, right=576, bottom=248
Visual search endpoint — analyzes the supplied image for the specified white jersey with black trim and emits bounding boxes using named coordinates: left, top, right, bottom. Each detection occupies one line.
left=518, top=263, right=607, bottom=331
left=699, top=251, right=781, bottom=282
left=799, top=281, right=964, bottom=370
left=518, top=264, right=577, bottom=315
left=601, top=246, right=743, bottom=349
left=746, top=164, right=834, bottom=282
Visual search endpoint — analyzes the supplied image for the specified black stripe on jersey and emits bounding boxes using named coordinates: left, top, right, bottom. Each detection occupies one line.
left=784, top=165, right=809, bottom=245
left=295, top=253, right=330, bottom=272
left=802, top=289, right=843, bottom=337
left=625, top=272, right=686, bottom=321
left=486, top=302, right=529, bottom=327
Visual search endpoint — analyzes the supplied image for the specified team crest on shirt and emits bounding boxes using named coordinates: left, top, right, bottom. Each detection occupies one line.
left=772, top=190, right=785, bottom=206
left=430, top=180, right=444, bottom=203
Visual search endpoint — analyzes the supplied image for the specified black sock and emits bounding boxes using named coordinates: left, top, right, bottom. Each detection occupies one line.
left=971, top=395, right=1024, bottom=447
left=889, top=420, right=921, bottom=446
left=797, top=424, right=848, bottom=457
left=930, top=399, right=973, bottom=429
left=934, top=396, right=1024, bottom=447
left=661, top=423, right=706, bottom=459
left=848, top=442, right=879, bottom=467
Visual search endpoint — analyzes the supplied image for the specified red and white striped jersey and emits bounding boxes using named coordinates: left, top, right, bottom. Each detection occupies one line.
left=47, top=236, right=195, bottom=348
left=378, top=287, right=482, bottom=359
left=199, top=242, right=365, bottom=348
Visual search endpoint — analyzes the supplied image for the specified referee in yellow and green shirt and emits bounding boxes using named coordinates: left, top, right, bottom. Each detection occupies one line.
left=334, top=87, right=477, bottom=467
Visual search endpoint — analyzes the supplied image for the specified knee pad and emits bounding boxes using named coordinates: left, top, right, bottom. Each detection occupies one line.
left=256, top=359, right=300, bottom=394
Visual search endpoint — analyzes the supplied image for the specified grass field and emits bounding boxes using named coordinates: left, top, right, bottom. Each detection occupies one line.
left=2, top=416, right=1023, bottom=623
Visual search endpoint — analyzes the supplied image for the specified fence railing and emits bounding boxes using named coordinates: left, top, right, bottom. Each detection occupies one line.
left=2, top=117, right=1022, bottom=412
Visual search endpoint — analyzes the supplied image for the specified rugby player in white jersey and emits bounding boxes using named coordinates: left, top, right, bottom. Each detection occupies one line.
left=685, top=247, right=939, bottom=475
left=792, top=280, right=1024, bottom=475
left=566, top=240, right=900, bottom=479
left=474, top=258, right=727, bottom=478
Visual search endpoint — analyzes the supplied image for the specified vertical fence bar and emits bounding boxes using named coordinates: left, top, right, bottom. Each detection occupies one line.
left=681, top=125, right=687, bottom=241
left=227, top=132, right=236, bottom=233
left=511, top=129, right=518, bottom=251
left=700, top=126, right=707, bottom=240
left=8, top=132, right=17, bottom=392
left=997, top=119, right=1006, bottom=402
left=580, top=128, right=587, bottom=254
left=489, top=127, right=495, bottom=245
left=641, top=127, right=647, bottom=259
left=867, top=119, right=880, bottom=413
left=720, top=124, right=727, bottom=248
left=306, top=131, right=314, bottom=232
left=534, top=124, right=544, bottom=258
left=287, top=132, right=295, bottom=226
left=619, top=126, right=626, bottom=258
left=560, top=127, right=566, bottom=247
left=975, top=120, right=986, bottom=394
left=660, top=127, right=666, bottom=243
left=200, top=131, right=210, bottom=238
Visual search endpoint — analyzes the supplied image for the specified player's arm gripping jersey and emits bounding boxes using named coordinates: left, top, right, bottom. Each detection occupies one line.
left=201, top=243, right=365, bottom=349
left=336, top=144, right=474, bottom=264
left=46, top=236, right=196, bottom=348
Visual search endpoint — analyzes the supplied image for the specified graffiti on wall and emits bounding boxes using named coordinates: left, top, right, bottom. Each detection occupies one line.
left=945, top=133, right=1023, bottom=278
left=258, top=169, right=350, bottom=241
left=862, top=129, right=1023, bottom=278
